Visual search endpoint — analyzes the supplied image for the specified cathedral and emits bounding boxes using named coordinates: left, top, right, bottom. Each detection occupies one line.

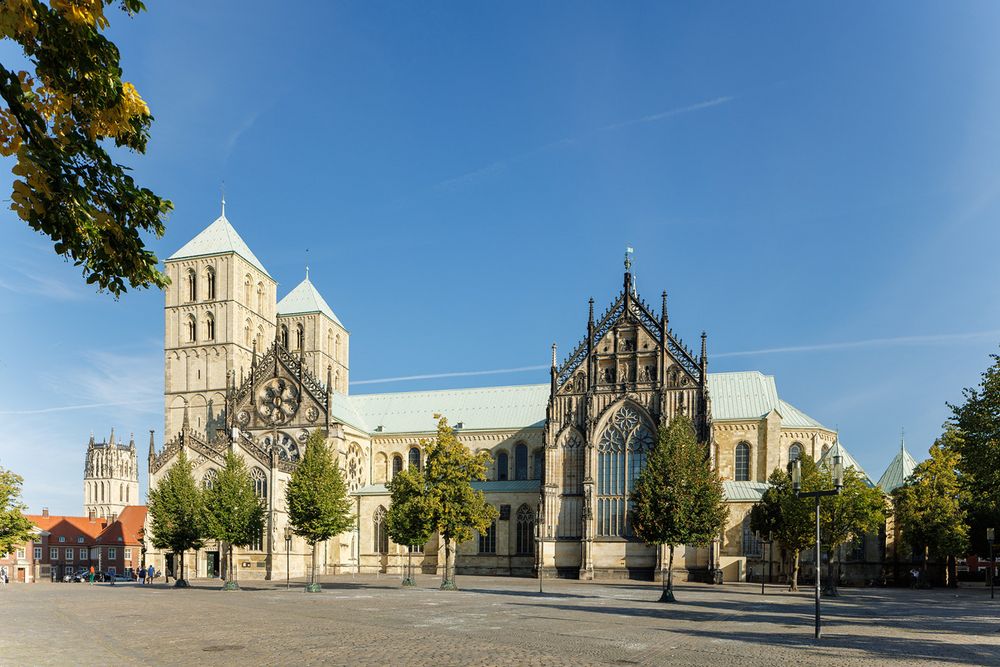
left=147, top=206, right=877, bottom=583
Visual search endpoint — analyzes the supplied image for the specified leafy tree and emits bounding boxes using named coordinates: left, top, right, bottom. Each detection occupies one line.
left=893, top=430, right=969, bottom=586
left=0, top=466, right=35, bottom=555
left=818, top=465, right=887, bottom=595
left=631, top=415, right=727, bottom=602
left=147, top=450, right=205, bottom=587
left=422, top=416, right=497, bottom=590
left=750, top=456, right=824, bottom=592
left=386, top=466, right=433, bottom=586
left=203, top=450, right=265, bottom=590
left=286, top=430, right=353, bottom=592
left=0, top=0, right=172, bottom=296
left=949, top=352, right=1000, bottom=555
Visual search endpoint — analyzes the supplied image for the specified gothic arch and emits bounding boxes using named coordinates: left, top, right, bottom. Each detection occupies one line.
left=593, top=400, right=656, bottom=538
left=374, top=452, right=388, bottom=483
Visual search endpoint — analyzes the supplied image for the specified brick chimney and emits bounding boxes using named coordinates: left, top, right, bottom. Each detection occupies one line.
left=42, top=507, right=49, bottom=518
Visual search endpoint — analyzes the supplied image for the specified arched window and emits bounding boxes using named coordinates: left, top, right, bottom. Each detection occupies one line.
left=327, top=329, right=333, bottom=355
left=496, top=451, right=509, bottom=481
left=532, top=448, right=544, bottom=481
left=789, top=443, right=803, bottom=464
left=187, top=315, right=197, bottom=343
left=256, top=326, right=264, bottom=352
left=202, top=469, right=218, bottom=490
left=742, top=515, right=761, bottom=556
left=514, top=443, right=528, bottom=481
left=335, top=334, right=341, bottom=361
left=205, top=313, right=215, bottom=341
left=257, top=282, right=265, bottom=313
left=244, top=319, right=252, bottom=347
left=373, top=505, right=388, bottom=554
left=296, top=324, right=305, bottom=350
left=119, top=484, right=123, bottom=502
left=562, top=432, right=584, bottom=494
left=205, top=267, right=215, bottom=300
left=516, top=504, right=535, bottom=555
left=821, top=443, right=830, bottom=458
left=125, top=486, right=129, bottom=503
left=280, top=325, right=289, bottom=349
left=251, top=467, right=267, bottom=499
left=478, top=519, right=497, bottom=554
left=735, top=442, right=750, bottom=482
left=391, top=455, right=403, bottom=479
left=335, top=370, right=341, bottom=393
left=596, top=404, right=655, bottom=537
left=187, top=269, right=196, bottom=302
left=244, top=275, right=252, bottom=304
left=408, top=447, right=421, bottom=471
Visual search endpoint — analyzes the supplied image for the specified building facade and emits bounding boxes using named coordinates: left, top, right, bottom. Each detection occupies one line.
left=149, top=209, right=879, bottom=582
left=83, top=430, right=139, bottom=520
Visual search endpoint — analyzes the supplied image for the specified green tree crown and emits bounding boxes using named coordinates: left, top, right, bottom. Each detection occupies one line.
left=0, top=466, right=35, bottom=555
left=148, top=450, right=206, bottom=554
left=203, top=450, right=265, bottom=549
left=285, top=430, right=354, bottom=546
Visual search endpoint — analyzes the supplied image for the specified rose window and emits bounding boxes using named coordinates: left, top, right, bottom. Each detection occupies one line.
left=256, top=378, right=300, bottom=425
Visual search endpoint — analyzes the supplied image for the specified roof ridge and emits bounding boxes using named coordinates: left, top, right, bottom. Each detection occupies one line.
left=351, top=383, right=549, bottom=399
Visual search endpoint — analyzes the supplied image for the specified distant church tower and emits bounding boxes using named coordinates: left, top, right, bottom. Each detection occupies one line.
left=84, top=430, right=139, bottom=519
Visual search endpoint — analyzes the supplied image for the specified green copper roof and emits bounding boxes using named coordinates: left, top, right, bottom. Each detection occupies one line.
left=354, top=480, right=541, bottom=496
left=168, top=214, right=271, bottom=277
left=877, top=441, right=918, bottom=493
left=707, top=371, right=828, bottom=429
left=351, top=384, right=549, bottom=434
left=820, top=439, right=873, bottom=486
left=277, top=275, right=343, bottom=326
left=723, top=480, right=770, bottom=502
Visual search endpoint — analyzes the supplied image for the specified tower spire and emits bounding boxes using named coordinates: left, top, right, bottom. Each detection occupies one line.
left=148, top=430, right=155, bottom=460
left=221, top=181, right=226, bottom=217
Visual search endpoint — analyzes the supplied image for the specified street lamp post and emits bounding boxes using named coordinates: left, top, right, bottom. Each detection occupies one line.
left=284, top=527, right=292, bottom=591
left=988, top=528, right=996, bottom=600
left=756, top=531, right=773, bottom=595
left=536, top=505, right=543, bottom=595
left=792, top=455, right=843, bottom=640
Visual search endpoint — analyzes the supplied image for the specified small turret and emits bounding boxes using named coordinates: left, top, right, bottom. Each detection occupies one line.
left=88, top=432, right=95, bottom=449
left=129, top=433, right=135, bottom=451
left=109, top=427, right=115, bottom=447
left=148, top=430, right=155, bottom=461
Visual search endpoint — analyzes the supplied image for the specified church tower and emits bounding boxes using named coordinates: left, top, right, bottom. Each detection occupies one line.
left=84, top=430, right=139, bottom=519
left=163, top=201, right=277, bottom=438
left=276, top=270, right=349, bottom=394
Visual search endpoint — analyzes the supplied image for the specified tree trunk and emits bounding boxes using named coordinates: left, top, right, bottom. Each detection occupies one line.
left=442, top=537, right=456, bottom=589
left=789, top=549, right=800, bottom=592
left=922, top=544, right=929, bottom=587
left=312, top=542, right=318, bottom=585
left=659, top=545, right=676, bottom=602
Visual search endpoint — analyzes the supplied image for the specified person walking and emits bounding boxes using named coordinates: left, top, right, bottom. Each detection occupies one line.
left=88, top=565, right=95, bottom=586
left=147, top=564, right=155, bottom=585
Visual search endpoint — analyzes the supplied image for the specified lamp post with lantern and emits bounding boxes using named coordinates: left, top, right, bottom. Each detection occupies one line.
left=284, top=526, right=293, bottom=591
left=791, top=454, right=843, bottom=640
left=755, top=530, right=773, bottom=595
left=988, top=528, right=996, bottom=600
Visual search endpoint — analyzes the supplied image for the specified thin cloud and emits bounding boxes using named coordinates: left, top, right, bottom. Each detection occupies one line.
left=713, top=330, right=1000, bottom=359
left=0, top=399, right=159, bottom=416
left=351, top=364, right=549, bottom=386
left=436, top=95, right=734, bottom=190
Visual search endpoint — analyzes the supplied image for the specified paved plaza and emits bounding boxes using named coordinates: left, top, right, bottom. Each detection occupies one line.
left=2, top=574, right=998, bottom=666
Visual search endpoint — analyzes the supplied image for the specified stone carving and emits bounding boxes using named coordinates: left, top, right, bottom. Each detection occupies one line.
left=255, top=378, right=300, bottom=426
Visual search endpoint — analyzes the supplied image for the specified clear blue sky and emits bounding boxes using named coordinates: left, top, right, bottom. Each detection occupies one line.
left=3, top=1, right=1000, bottom=514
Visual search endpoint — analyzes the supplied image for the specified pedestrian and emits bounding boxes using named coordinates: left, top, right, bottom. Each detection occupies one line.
left=1, top=569, right=7, bottom=588
left=89, top=565, right=95, bottom=586
left=148, top=563, right=155, bottom=585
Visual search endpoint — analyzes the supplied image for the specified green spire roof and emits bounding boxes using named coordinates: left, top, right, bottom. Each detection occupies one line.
left=276, top=274, right=343, bottom=326
left=877, top=438, right=918, bottom=493
left=168, top=213, right=271, bottom=277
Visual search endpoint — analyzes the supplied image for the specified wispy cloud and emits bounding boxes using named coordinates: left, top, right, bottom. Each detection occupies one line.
left=436, top=95, right=735, bottom=190
left=223, top=110, right=262, bottom=164
left=0, top=264, right=89, bottom=302
left=713, top=330, right=1000, bottom=359
left=0, top=399, right=159, bottom=416
left=351, top=364, right=549, bottom=386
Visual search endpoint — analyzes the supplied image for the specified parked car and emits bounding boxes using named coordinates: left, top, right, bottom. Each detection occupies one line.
left=104, top=572, right=131, bottom=583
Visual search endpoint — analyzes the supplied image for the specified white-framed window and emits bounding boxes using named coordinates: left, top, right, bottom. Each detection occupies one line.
left=49, top=547, right=58, bottom=560
left=58, top=536, right=65, bottom=543
left=478, top=519, right=497, bottom=554
left=124, top=548, right=132, bottom=560
left=65, top=548, right=73, bottom=560
left=79, top=548, right=87, bottom=560
left=77, top=536, right=84, bottom=543
left=33, top=547, right=41, bottom=560
left=108, top=548, right=116, bottom=559
left=16, top=548, right=25, bottom=559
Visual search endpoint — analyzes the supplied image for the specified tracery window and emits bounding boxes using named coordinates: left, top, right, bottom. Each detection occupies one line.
left=187, top=315, right=197, bottom=343
left=596, top=404, right=655, bottom=538
left=296, top=324, right=305, bottom=350
left=479, top=519, right=497, bottom=554
left=562, top=432, right=584, bottom=494
left=205, top=268, right=216, bottom=300
left=391, top=455, right=403, bottom=479
left=205, top=313, right=215, bottom=341
left=496, top=451, right=509, bottom=481
left=251, top=467, right=267, bottom=499
left=202, top=468, right=218, bottom=490
left=187, top=269, right=197, bottom=302
left=514, top=443, right=528, bottom=481
left=742, top=515, right=761, bottom=556
left=408, top=447, right=421, bottom=471
left=244, top=319, right=252, bottom=347
left=735, top=442, right=750, bottom=482
left=515, top=504, right=535, bottom=555
left=373, top=505, right=388, bottom=554
left=789, top=443, right=803, bottom=464
left=257, top=282, right=265, bottom=313
left=532, top=448, right=544, bottom=481
left=280, top=325, right=289, bottom=349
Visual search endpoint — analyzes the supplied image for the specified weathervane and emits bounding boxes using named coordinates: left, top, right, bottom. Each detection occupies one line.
left=625, top=246, right=634, bottom=272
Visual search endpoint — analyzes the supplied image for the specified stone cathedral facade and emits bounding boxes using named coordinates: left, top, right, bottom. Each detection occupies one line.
left=84, top=430, right=139, bottom=520
left=148, top=208, right=876, bottom=583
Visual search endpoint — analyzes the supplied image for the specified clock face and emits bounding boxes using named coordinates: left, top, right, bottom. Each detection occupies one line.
left=255, top=378, right=300, bottom=426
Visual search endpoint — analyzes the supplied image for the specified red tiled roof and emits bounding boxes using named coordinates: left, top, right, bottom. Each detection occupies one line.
left=96, top=506, right=148, bottom=546
left=26, top=515, right=107, bottom=543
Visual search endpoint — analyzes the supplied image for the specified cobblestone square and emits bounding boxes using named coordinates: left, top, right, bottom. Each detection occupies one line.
left=3, top=575, right=998, bottom=666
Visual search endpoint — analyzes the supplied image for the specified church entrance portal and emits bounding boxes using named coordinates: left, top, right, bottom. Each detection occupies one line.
left=206, top=551, right=220, bottom=578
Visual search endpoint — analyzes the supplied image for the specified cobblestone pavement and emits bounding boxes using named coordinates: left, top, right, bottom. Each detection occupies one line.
left=2, top=574, right=998, bottom=666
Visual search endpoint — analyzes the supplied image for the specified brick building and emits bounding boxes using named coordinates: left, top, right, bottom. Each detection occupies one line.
left=94, top=505, right=148, bottom=578
left=27, top=510, right=107, bottom=581
left=0, top=526, right=48, bottom=583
